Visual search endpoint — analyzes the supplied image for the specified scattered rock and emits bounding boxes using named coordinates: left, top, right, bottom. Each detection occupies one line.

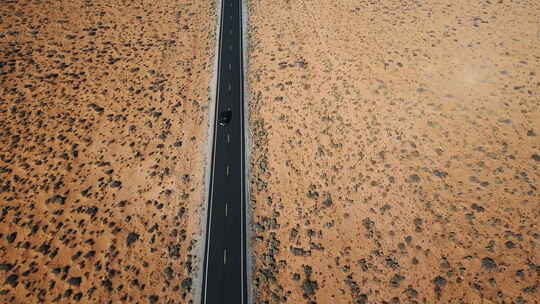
left=110, top=180, right=122, bottom=188
left=5, top=274, right=19, bottom=288
left=168, top=244, right=181, bottom=259
left=126, top=232, right=140, bottom=247
left=322, top=198, right=333, bottom=207
left=68, top=277, right=82, bottom=286
left=301, top=279, right=318, bottom=298
left=406, top=174, right=421, bottom=183
left=481, top=257, right=497, bottom=270
left=6, top=232, right=17, bottom=243
left=389, top=274, right=405, bottom=287
left=433, top=276, right=447, bottom=288
left=148, top=295, right=159, bottom=304
left=181, top=278, right=192, bottom=291
left=88, top=103, right=104, bottom=113
left=291, top=247, right=311, bottom=256
left=471, top=203, right=485, bottom=212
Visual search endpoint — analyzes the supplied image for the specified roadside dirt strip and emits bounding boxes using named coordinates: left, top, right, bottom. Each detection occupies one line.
left=247, top=0, right=539, bottom=303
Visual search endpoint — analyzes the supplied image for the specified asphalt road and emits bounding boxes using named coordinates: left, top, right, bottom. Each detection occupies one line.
left=201, top=0, right=247, bottom=303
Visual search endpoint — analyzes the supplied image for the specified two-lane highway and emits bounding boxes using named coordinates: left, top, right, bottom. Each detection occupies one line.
left=201, top=0, right=247, bottom=303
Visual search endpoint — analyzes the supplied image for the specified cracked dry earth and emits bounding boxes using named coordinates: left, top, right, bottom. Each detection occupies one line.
left=0, top=0, right=215, bottom=303
left=247, top=0, right=539, bottom=303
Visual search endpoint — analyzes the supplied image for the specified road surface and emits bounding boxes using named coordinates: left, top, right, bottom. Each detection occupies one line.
left=201, top=0, right=248, bottom=303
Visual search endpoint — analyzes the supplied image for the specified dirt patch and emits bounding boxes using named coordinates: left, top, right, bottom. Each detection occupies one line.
left=247, top=0, right=540, bottom=303
left=0, top=0, right=216, bottom=303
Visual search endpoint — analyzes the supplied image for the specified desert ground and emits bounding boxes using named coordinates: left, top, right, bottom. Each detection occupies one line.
left=1, top=0, right=539, bottom=303
left=247, top=0, right=540, bottom=303
left=0, top=0, right=215, bottom=303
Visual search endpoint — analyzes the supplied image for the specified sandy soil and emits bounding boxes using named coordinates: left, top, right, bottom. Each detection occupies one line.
left=247, top=0, right=540, bottom=303
left=0, top=0, right=215, bottom=303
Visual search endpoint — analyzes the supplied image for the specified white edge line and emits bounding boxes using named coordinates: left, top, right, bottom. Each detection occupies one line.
left=237, top=0, right=245, bottom=301
left=239, top=0, right=245, bottom=299
left=240, top=0, right=253, bottom=303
